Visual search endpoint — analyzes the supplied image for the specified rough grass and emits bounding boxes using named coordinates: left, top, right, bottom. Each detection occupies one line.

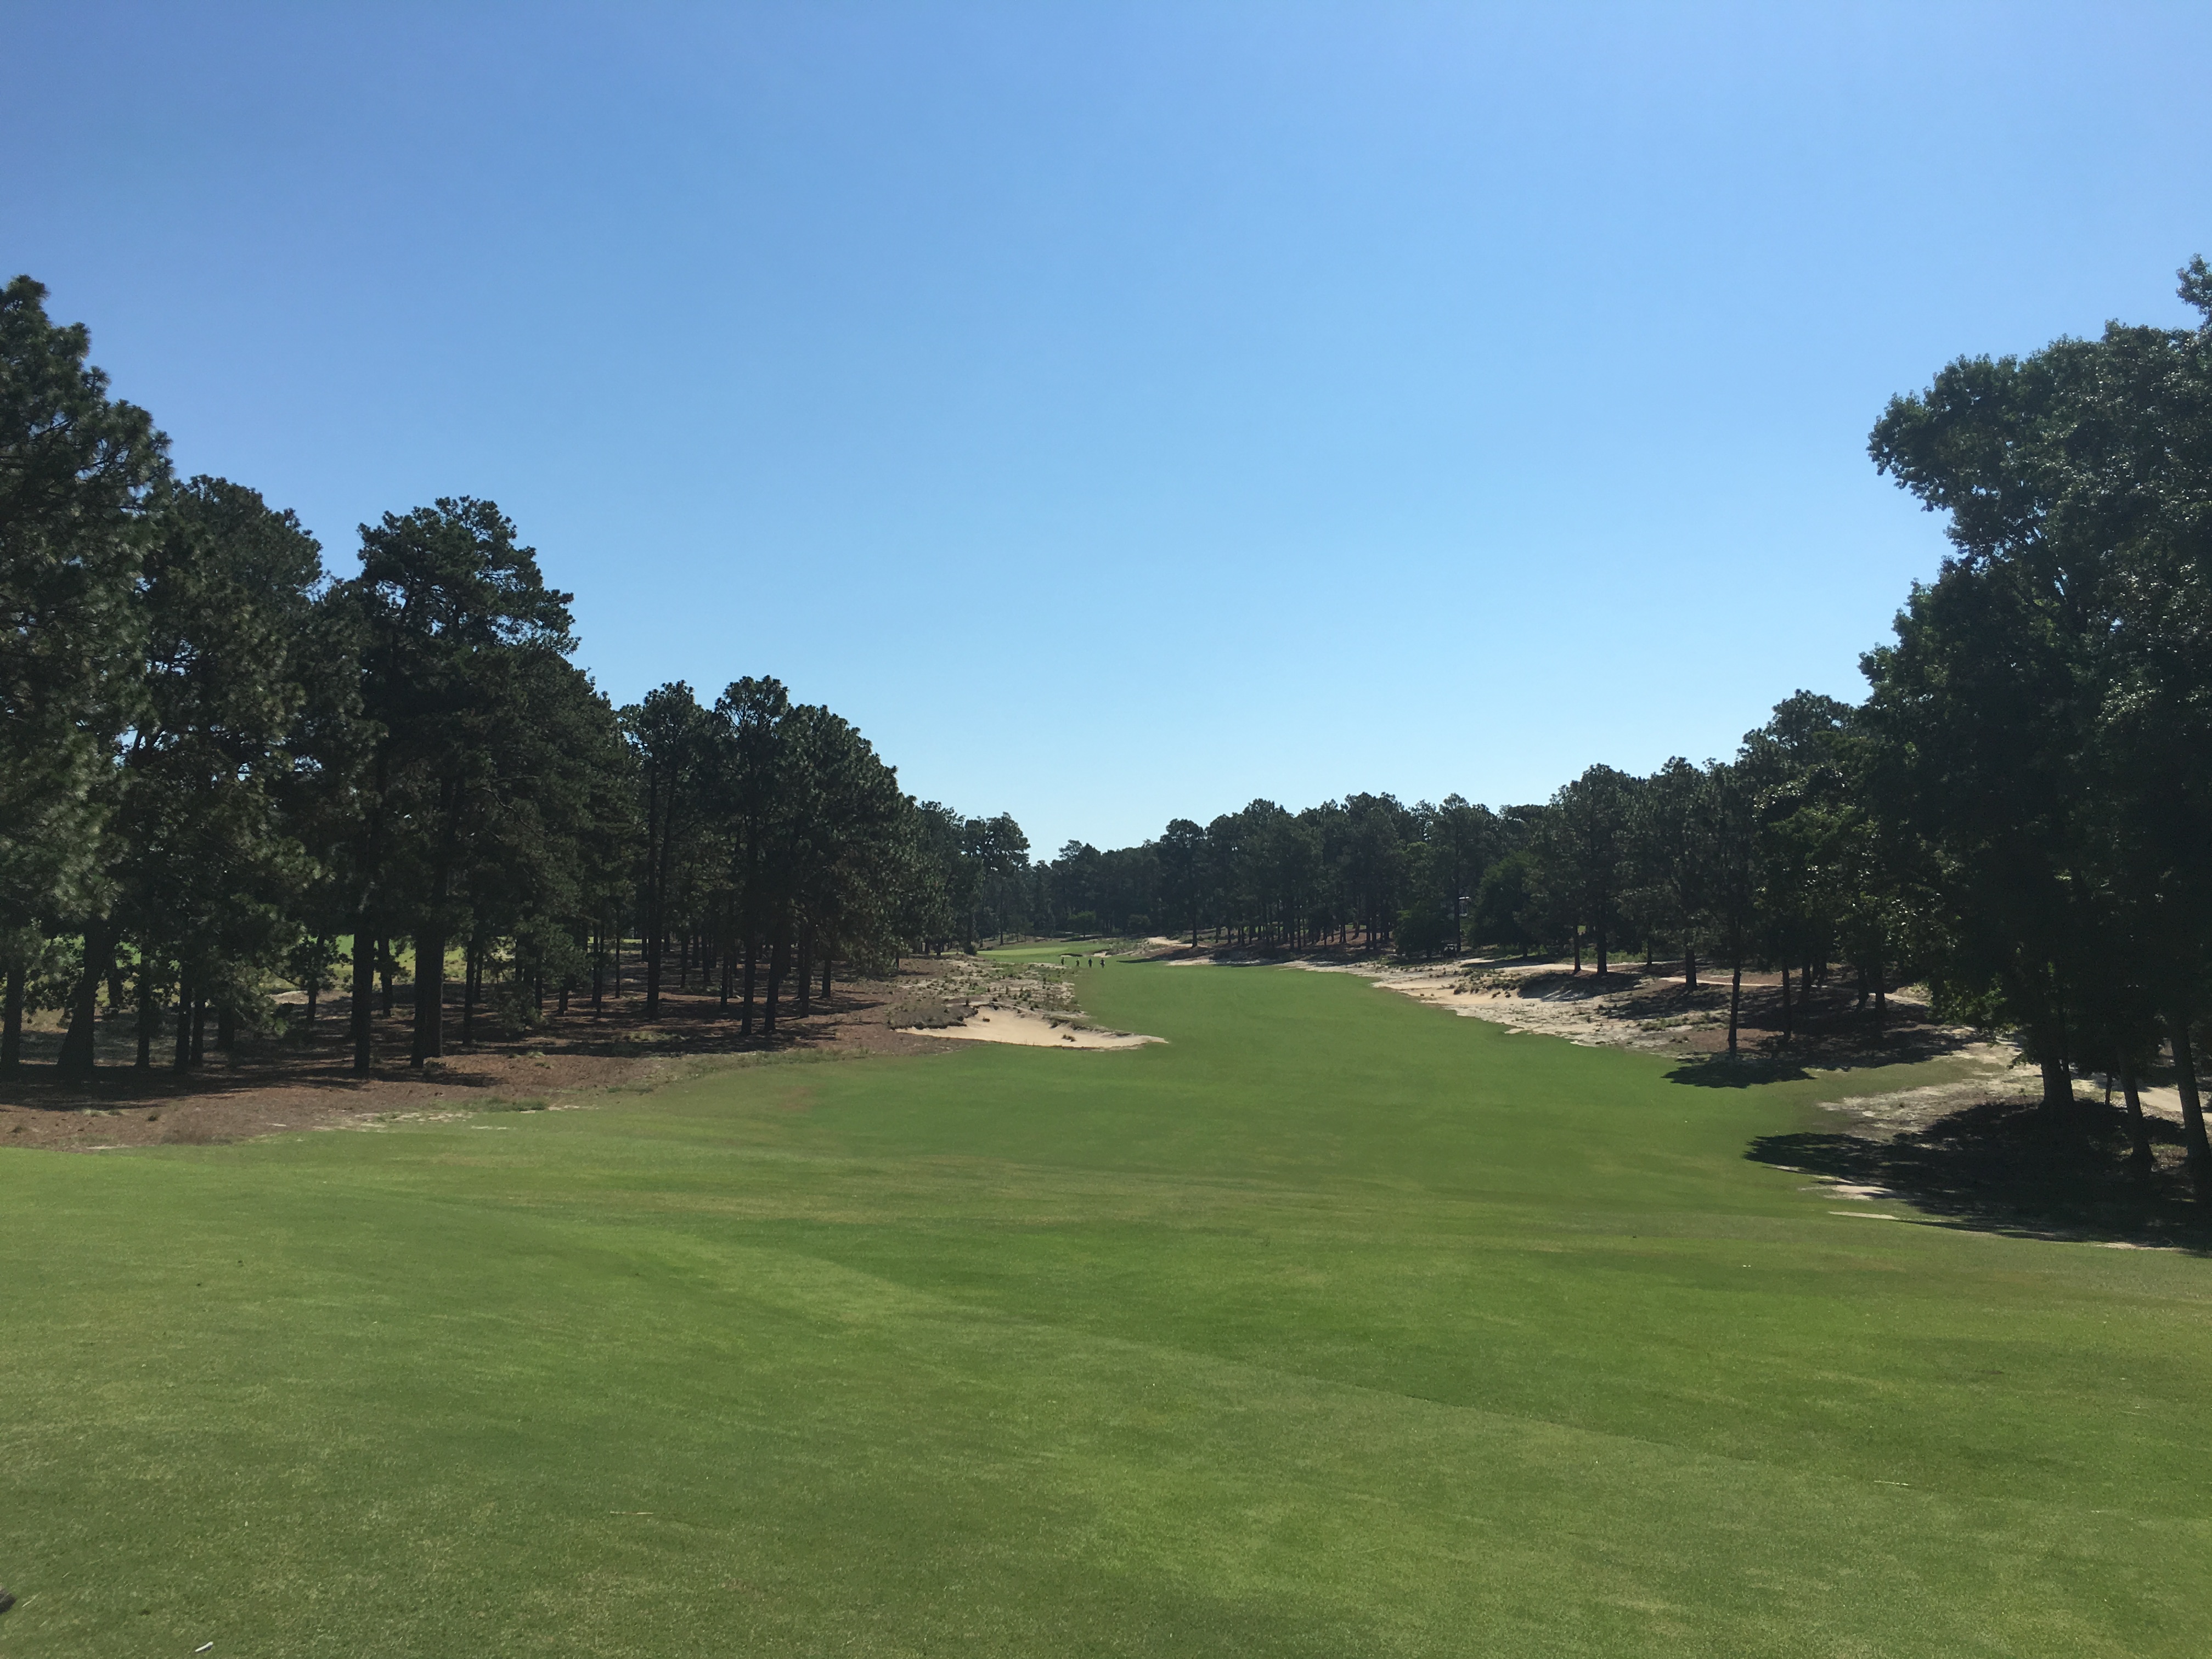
left=2, top=963, right=2208, bottom=1656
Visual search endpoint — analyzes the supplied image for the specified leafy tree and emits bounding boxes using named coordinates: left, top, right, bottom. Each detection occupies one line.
left=1625, top=758, right=1715, bottom=986
left=1704, top=761, right=1762, bottom=1053
left=1866, top=306, right=2155, bottom=1121
left=1741, top=692, right=1859, bottom=1045
left=968, top=814, right=1031, bottom=944
left=1472, top=848, right=1542, bottom=953
left=1535, top=765, right=1632, bottom=975
left=87, top=477, right=329, bottom=1073
left=1427, top=795, right=1497, bottom=956
left=1160, top=818, right=1206, bottom=945
left=337, top=499, right=580, bottom=1069
left=623, top=682, right=718, bottom=1019
left=1, top=276, right=170, bottom=1069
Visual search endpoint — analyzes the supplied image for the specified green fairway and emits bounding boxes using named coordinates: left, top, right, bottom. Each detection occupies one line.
left=3, top=964, right=2208, bottom=1656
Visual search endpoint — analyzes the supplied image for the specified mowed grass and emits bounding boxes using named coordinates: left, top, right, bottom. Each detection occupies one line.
left=3, top=965, right=2209, bottom=1657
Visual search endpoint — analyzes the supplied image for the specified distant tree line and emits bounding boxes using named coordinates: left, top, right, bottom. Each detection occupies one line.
left=9, top=261, right=2212, bottom=1189
left=0, top=275, right=1020, bottom=1076
left=975, top=262, right=2212, bottom=1188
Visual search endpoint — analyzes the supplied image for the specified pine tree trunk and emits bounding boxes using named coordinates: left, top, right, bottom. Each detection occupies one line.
left=57, top=918, right=118, bottom=1075
left=1728, top=959, right=1743, bottom=1055
left=822, top=949, right=832, bottom=1002
left=741, top=935, right=757, bottom=1036
left=718, top=904, right=733, bottom=1009
left=216, top=1005, right=236, bottom=1053
left=411, top=923, right=446, bottom=1064
left=352, top=923, right=375, bottom=1073
left=461, top=941, right=478, bottom=1048
left=642, top=774, right=664, bottom=1018
left=190, top=996, right=206, bottom=1064
left=173, top=980, right=193, bottom=1070
left=379, top=938, right=394, bottom=1016
left=137, top=976, right=156, bottom=1069
left=1780, top=963, right=1792, bottom=1044
left=1, top=962, right=22, bottom=1070
left=1684, top=947, right=1697, bottom=991
left=2121, top=1058, right=2153, bottom=1169
left=2038, top=1051, right=2073, bottom=1116
left=797, top=925, right=813, bottom=1017
left=2166, top=1001, right=2210, bottom=1198
left=764, top=930, right=789, bottom=1034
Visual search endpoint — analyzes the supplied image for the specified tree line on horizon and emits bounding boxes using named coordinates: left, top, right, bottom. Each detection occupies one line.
left=0, top=275, right=1019, bottom=1078
left=7, top=263, right=2212, bottom=1190
left=987, top=261, right=2212, bottom=1190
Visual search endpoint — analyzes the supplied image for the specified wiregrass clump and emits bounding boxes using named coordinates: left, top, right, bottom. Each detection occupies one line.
left=884, top=992, right=970, bottom=1030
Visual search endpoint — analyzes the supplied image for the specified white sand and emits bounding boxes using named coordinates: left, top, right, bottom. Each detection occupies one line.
left=901, top=1006, right=1162, bottom=1050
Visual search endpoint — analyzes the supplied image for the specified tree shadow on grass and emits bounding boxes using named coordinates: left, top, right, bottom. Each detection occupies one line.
left=1749, top=1097, right=2210, bottom=1250
left=1666, top=1053, right=1816, bottom=1088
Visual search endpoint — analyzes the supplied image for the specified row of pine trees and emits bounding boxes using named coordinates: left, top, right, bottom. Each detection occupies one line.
left=8, top=263, right=2211, bottom=1189
left=0, top=275, right=1012, bottom=1075
left=997, top=263, right=2212, bottom=1186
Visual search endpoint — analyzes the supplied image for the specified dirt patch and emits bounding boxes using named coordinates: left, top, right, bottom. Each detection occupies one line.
left=0, top=959, right=962, bottom=1153
left=1142, top=940, right=2212, bottom=1245
left=1343, top=956, right=1977, bottom=1066
left=894, top=954, right=1162, bottom=1049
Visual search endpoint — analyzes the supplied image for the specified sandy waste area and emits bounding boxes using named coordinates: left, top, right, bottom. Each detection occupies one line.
left=896, top=954, right=1163, bottom=1051
left=1154, top=942, right=2196, bottom=1138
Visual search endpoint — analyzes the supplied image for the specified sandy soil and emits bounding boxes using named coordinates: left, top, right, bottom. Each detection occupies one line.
left=1296, top=953, right=2198, bottom=1136
left=1143, top=938, right=2180, bottom=1135
left=1, top=960, right=955, bottom=1153
left=895, top=953, right=1163, bottom=1049
left=902, top=1006, right=1162, bottom=1049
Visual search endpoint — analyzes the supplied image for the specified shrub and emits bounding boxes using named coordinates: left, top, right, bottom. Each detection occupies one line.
left=884, top=992, right=967, bottom=1029
left=487, top=977, right=544, bottom=1036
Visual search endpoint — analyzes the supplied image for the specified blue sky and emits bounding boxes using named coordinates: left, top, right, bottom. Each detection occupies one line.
left=6, top=2, right=2209, bottom=853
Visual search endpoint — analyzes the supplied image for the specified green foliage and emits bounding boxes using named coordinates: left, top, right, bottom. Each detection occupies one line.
left=485, top=975, right=545, bottom=1037
left=0, top=275, right=169, bottom=967
left=1862, top=259, right=2212, bottom=1127
left=1472, top=847, right=1542, bottom=951
left=1394, top=898, right=1452, bottom=958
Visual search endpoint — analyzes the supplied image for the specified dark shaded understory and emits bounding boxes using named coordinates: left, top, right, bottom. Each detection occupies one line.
left=1751, top=1096, right=2209, bottom=1249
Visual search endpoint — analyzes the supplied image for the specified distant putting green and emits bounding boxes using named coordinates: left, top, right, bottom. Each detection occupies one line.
left=3, top=964, right=2207, bottom=1656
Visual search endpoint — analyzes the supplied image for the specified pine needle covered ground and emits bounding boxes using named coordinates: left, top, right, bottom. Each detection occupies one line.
left=2, top=961, right=2206, bottom=1656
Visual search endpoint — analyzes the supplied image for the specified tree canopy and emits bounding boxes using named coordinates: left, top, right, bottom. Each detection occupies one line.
left=10, top=257, right=2212, bottom=1200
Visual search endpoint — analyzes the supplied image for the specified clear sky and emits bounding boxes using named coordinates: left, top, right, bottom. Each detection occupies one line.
left=5, top=3, right=2208, bottom=854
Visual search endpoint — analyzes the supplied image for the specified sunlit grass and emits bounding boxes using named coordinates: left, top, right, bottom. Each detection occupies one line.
left=2, top=963, right=2205, bottom=1656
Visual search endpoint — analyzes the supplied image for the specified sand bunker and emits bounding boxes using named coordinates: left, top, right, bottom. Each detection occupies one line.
left=900, top=1006, right=1162, bottom=1050
left=1284, top=958, right=1696, bottom=1050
